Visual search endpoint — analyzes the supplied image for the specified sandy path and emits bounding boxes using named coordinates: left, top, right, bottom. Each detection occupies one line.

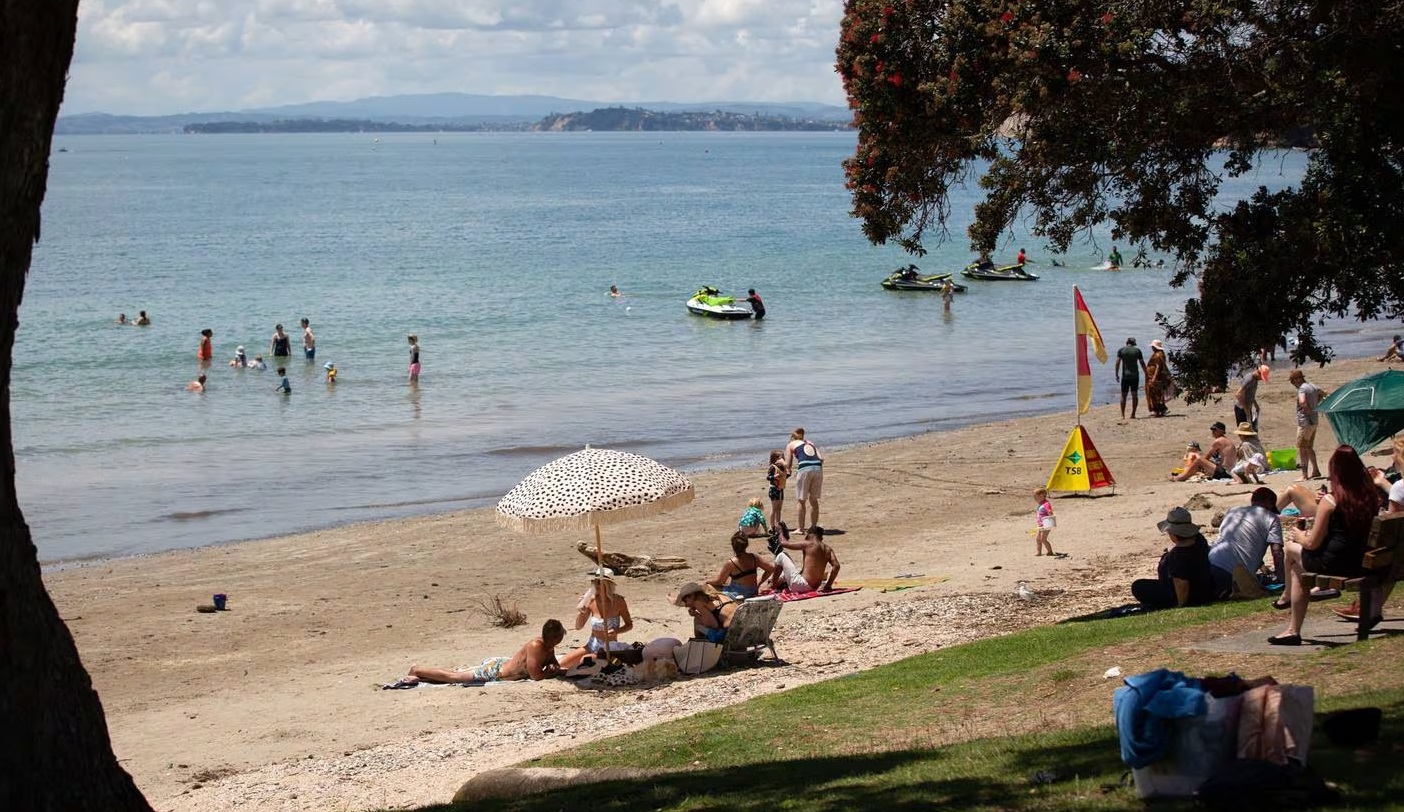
left=43, top=356, right=1377, bottom=810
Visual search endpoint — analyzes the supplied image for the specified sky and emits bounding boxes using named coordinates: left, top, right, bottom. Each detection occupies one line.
left=63, top=0, right=849, bottom=115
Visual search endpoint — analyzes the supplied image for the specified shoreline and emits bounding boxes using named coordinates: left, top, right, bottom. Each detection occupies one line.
left=44, top=355, right=1390, bottom=811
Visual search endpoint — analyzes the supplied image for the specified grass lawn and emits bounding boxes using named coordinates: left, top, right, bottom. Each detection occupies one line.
left=402, top=599, right=1404, bottom=811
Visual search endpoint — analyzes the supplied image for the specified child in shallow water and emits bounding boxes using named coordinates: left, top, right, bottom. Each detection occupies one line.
left=1033, top=487, right=1056, bottom=556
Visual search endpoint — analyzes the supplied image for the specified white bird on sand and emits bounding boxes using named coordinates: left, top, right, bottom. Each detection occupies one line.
left=1016, top=581, right=1039, bottom=602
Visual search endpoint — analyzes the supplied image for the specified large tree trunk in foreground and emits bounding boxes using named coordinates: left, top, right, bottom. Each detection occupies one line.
left=0, top=2, right=155, bottom=809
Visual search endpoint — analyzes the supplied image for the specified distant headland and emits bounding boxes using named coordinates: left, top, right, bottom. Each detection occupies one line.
left=181, top=107, right=850, bottom=134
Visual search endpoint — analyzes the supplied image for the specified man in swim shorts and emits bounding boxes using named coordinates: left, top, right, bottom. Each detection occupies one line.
left=774, top=525, right=841, bottom=594
left=396, top=620, right=565, bottom=686
left=301, top=317, right=316, bottom=361
left=1114, top=337, right=1146, bottom=419
left=783, top=428, right=825, bottom=531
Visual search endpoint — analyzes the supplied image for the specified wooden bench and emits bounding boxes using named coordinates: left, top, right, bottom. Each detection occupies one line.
left=1300, top=512, right=1404, bottom=641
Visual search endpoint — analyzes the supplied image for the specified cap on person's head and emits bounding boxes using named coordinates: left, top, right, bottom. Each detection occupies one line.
left=672, top=581, right=708, bottom=606
left=324, top=362, right=335, bottom=370
left=588, top=567, right=614, bottom=582
left=1210, top=421, right=1226, bottom=433
left=1258, top=364, right=1271, bottom=381
left=1186, top=440, right=1202, bottom=450
left=1250, top=487, right=1278, bottom=513
left=236, top=346, right=245, bottom=353
left=1157, top=507, right=1202, bottom=539
left=1235, top=421, right=1258, bottom=437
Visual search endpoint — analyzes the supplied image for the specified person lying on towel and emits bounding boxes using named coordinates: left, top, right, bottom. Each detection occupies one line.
left=392, top=620, right=564, bottom=686
left=774, top=525, right=841, bottom=594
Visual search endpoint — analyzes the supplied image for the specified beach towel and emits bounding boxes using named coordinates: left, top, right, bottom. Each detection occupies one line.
left=774, top=586, right=861, bottom=602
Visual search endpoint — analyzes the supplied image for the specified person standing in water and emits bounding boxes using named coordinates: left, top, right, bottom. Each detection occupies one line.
left=408, top=334, right=421, bottom=383
left=746, top=289, right=765, bottom=320
left=941, top=278, right=955, bottom=313
left=197, top=329, right=214, bottom=364
left=135, top=311, right=150, bottom=326
left=1108, top=246, right=1123, bottom=269
left=301, top=317, right=316, bottom=362
left=269, top=324, right=292, bottom=359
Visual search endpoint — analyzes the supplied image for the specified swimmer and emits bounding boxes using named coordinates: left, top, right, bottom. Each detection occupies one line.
left=116, top=313, right=128, bottom=325
left=135, top=311, right=150, bottom=326
left=324, top=362, right=337, bottom=383
left=249, top=355, right=267, bottom=370
left=609, top=285, right=621, bottom=297
left=229, top=346, right=248, bottom=367
left=186, top=373, right=206, bottom=393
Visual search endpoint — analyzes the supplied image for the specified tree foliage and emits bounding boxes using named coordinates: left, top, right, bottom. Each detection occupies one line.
left=838, top=0, right=1404, bottom=394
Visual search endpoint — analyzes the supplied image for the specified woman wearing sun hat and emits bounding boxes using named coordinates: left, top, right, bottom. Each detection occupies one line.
left=1130, top=507, right=1215, bottom=609
left=558, top=568, right=634, bottom=669
left=1232, top=422, right=1269, bottom=484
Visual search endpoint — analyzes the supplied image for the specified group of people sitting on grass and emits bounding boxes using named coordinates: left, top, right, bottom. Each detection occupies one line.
left=1135, top=443, right=1400, bottom=646
left=1169, top=421, right=1269, bottom=483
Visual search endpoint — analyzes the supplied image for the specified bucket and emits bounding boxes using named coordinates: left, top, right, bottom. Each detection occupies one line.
left=1268, top=448, right=1297, bottom=471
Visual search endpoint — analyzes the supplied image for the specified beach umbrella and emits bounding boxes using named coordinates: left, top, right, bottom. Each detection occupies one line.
left=495, top=446, right=695, bottom=661
left=1317, top=370, right=1404, bottom=454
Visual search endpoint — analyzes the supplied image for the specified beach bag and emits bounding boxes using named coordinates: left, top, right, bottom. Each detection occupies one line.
left=673, top=640, right=723, bottom=674
left=1237, top=684, right=1314, bottom=765
left=1130, top=694, right=1242, bottom=799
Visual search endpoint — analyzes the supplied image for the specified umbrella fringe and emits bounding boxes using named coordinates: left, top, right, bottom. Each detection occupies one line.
left=495, top=490, right=695, bottom=535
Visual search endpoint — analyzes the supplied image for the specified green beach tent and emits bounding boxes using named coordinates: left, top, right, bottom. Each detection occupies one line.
left=1316, top=370, right=1404, bottom=454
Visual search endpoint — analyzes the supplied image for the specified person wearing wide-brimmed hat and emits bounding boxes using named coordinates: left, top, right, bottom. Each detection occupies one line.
left=1234, top=364, right=1270, bottom=431
left=673, top=581, right=738, bottom=642
left=1130, top=507, right=1215, bottom=609
left=558, top=568, right=634, bottom=669
left=1231, top=422, right=1268, bottom=484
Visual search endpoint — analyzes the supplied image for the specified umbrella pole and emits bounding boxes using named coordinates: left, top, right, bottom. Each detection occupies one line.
left=595, top=525, right=614, bottom=665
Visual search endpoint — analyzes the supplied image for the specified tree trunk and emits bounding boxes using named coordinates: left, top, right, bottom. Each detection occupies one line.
left=0, top=2, right=155, bottom=809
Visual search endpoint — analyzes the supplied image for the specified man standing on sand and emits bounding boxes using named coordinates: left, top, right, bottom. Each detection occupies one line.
left=1208, top=422, right=1239, bottom=474
left=1114, top=338, right=1147, bottom=419
left=1289, top=369, right=1323, bottom=480
left=388, top=620, right=565, bottom=687
left=773, top=525, right=841, bottom=594
left=1235, top=364, right=1269, bottom=431
left=301, top=317, right=315, bottom=362
left=784, top=428, right=824, bottom=531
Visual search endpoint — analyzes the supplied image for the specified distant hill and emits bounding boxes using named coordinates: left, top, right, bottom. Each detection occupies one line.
left=56, top=92, right=851, bottom=135
left=534, top=107, right=850, bottom=132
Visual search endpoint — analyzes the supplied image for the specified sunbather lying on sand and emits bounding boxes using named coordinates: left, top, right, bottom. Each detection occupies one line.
left=389, top=620, right=564, bottom=687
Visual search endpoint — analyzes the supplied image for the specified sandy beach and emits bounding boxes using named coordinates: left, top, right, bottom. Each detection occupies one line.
left=43, top=355, right=1387, bottom=811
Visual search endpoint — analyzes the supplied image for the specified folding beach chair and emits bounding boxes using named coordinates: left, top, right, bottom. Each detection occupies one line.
left=721, top=597, right=783, bottom=663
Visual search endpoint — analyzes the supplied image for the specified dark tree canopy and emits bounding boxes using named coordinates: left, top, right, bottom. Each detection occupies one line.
left=838, top=0, right=1404, bottom=394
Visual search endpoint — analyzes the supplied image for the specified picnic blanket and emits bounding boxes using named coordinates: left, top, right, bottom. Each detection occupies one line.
left=773, top=586, right=861, bottom=602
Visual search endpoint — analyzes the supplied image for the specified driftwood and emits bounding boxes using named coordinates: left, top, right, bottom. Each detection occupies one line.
left=574, top=541, right=689, bottom=577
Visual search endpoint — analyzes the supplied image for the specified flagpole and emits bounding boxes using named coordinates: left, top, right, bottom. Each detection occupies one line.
left=1073, top=286, right=1081, bottom=428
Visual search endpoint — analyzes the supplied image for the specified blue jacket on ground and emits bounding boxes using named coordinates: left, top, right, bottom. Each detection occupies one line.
left=1112, top=668, right=1207, bottom=767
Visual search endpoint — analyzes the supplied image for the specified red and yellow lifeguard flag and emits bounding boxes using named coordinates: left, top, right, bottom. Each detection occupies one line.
left=1074, top=286, right=1107, bottom=414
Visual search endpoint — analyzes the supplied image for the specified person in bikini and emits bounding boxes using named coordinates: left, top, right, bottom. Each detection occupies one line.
left=773, top=525, right=841, bottom=594
left=707, top=531, right=776, bottom=599
left=1170, top=441, right=1220, bottom=481
left=558, top=570, right=634, bottom=669
left=674, top=582, right=739, bottom=642
left=391, top=619, right=565, bottom=686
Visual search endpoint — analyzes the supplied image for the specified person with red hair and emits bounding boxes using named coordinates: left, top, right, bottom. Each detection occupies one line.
left=1269, top=445, right=1381, bottom=645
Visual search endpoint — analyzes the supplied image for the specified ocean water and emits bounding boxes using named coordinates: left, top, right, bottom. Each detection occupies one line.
left=24, top=133, right=1370, bottom=562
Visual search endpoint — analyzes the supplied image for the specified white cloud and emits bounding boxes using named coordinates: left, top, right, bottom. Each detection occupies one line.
left=63, top=0, right=847, bottom=114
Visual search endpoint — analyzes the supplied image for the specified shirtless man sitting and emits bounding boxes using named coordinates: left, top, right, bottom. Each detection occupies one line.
left=773, top=525, right=841, bottom=593
left=1207, top=422, right=1238, bottom=473
left=1170, top=441, right=1221, bottom=482
left=390, top=619, right=564, bottom=687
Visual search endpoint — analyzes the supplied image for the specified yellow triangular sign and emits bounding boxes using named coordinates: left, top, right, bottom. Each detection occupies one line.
left=1046, top=425, right=1115, bottom=493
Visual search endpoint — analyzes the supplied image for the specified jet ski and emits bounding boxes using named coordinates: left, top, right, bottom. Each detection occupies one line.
left=881, top=266, right=967, bottom=292
left=686, top=286, right=754, bottom=320
left=960, top=261, right=1039, bottom=281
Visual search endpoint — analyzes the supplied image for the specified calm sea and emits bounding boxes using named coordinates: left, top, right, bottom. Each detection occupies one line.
left=25, top=134, right=1371, bottom=562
